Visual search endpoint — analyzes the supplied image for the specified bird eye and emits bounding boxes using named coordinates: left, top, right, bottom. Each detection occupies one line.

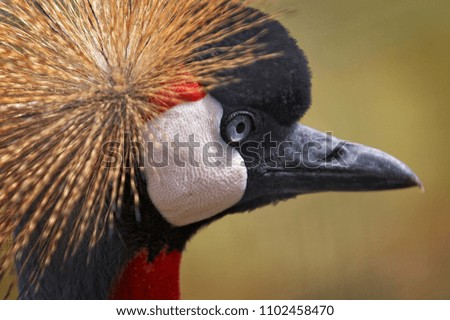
left=222, top=112, right=255, bottom=145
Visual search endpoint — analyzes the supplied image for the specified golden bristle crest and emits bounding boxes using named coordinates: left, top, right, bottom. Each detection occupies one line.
left=0, top=0, right=277, bottom=295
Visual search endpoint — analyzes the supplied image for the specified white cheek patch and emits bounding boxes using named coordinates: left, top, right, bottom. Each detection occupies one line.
left=142, top=95, right=247, bottom=227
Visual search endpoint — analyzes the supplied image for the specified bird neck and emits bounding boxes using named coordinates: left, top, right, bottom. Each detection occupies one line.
left=110, top=248, right=182, bottom=300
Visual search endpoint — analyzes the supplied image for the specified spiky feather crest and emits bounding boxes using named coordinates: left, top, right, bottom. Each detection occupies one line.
left=0, top=0, right=277, bottom=294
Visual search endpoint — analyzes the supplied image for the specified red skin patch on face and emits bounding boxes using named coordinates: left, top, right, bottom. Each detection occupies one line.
left=150, top=81, right=206, bottom=111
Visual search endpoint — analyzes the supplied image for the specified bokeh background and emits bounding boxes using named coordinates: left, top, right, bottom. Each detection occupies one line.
left=181, top=0, right=450, bottom=299
left=1, top=0, right=449, bottom=299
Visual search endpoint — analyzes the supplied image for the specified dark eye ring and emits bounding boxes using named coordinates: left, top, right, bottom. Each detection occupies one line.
left=222, top=111, right=255, bottom=145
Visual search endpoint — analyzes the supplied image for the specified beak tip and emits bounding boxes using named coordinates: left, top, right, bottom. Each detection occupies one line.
left=353, top=146, right=424, bottom=193
left=402, top=165, right=423, bottom=192
left=413, top=174, right=425, bottom=192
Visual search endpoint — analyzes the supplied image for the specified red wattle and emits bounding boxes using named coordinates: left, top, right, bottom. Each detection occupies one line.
left=110, top=249, right=182, bottom=300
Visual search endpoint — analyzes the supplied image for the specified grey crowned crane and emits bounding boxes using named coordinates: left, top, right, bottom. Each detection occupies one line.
left=0, top=0, right=421, bottom=299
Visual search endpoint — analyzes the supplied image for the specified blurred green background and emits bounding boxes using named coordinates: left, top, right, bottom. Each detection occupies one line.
left=181, top=0, right=450, bottom=299
left=1, top=0, right=449, bottom=299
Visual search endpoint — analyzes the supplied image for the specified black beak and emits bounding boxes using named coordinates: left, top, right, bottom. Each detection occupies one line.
left=239, top=123, right=422, bottom=208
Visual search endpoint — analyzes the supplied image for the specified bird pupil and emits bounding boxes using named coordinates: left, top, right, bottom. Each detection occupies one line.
left=236, top=122, right=246, bottom=134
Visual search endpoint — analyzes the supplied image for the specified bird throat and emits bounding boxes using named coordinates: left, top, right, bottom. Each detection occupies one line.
left=110, top=249, right=182, bottom=300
